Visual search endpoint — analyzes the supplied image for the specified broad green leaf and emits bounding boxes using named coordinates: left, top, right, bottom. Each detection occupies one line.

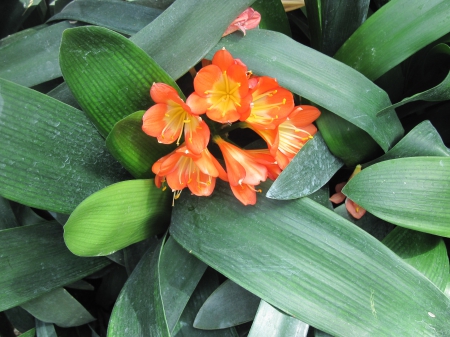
left=21, top=288, right=95, bottom=327
left=106, top=111, right=177, bottom=179
left=266, top=132, right=343, bottom=200
left=194, top=280, right=260, bottom=329
left=48, top=0, right=162, bottom=35
left=343, top=157, right=450, bottom=237
left=252, top=0, right=291, bottom=37
left=160, top=237, right=207, bottom=333
left=107, top=240, right=170, bottom=337
left=35, top=319, right=57, bottom=337
left=130, top=0, right=255, bottom=80
left=124, top=237, right=160, bottom=275
left=0, top=21, right=79, bottom=87
left=59, top=26, right=181, bottom=137
left=64, top=179, right=171, bottom=256
left=170, top=180, right=450, bottom=337
left=47, top=82, right=81, bottom=109
left=213, top=30, right=403, bottom=153
left=334, top=0, right=450, bottom=80
left=364, top=120, right=450, bottom=167
left=383, top=227, right=449, bottom=291
left=248, top=301, right=309, bottom=337
left=0, top=222, right=110, bottom=311
left=0, top=78, right=129, bottom=214
left=377, top=71, right=450, bottom=116
left=4, top=306, right=35, bottom=334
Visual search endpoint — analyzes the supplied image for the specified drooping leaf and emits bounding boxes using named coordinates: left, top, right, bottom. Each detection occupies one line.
left=194, top=280, right=260, bottom=329
left=212, top=30, right=403, bottom=153
left=0, top=78, right=129, bottom=214
left=64, top=180, right=171, bottom=256
left=48, top=0, right=162, bottom=35
left=130, top=0, right=256, bottom=80
left=21, top=288, right=95, bottom=328
left=0, top=222, right=110, bottom=311
left=334, top=0, right=450, bottom=80
left=266, top=132, right=343, bottom=200
left=343, top=157, right=450, bottom=237
left=247, top=301, right=309, bottom=337
left=59, top=26, right=182, bottom=137
left=170, top=180, right=450, bottom=337
left=106, top=111, right=177, bottom=179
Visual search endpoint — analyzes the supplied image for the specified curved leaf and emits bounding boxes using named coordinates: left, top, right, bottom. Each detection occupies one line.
left=64, top=179, right=171, bottom=256
left=170, top=180, right=450, bottom=337
left=343, top=157, right=450, bottom=237
left=60, top=26, right=182, bottom=137
left=0, top=78, right=129, bottom=214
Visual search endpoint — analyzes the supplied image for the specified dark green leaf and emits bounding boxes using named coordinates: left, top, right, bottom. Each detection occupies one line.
left=194, top=280, right=260, bottom=329
left=59, top=26, right=181, bottom=137
left=0, top=78, right=129, bottom=214
left=4, top=306, right=35, bottom=334
left=35, top=319, right=57, bottom=337
left=343, top=157, right=450, bottom=237
left=0, top=222, right=110, bottom=311
left=124, top=237, right=160, bottom=275
left=170, top=180, right=450, bottom=337
left=266, top=132, right=343, bottom=200
left=0, top=197, right=18, bottom=230
left=252, top=0, right=291, bottom=37
left=64, top=180, right=171, bottom=256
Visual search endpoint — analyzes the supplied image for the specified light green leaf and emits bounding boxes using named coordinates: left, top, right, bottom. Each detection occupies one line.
left=64, top=180, right=171, bottom=256
left=170, top=180, right=450, bottom=337
left=343, top=157, right=450, bottom=237
left=194, top=280, right=260, bottom=329
left=20, top=329, right=36, bottom=337
left=21, top=288, right=95, bottom=327
left=213, top=30, right=403, bottom=153
left=59, top=26, right=181, bottom=137
left=248, top=301, right=309, bottom=337
left=106, top=111, right=177, bottom=179
left=334, top=0, right=450, bottom=80
left=266, top=132, right=343, bottom=200
left=0, top=222, right=110, bottom=311
left=0, top=78, right=129, bottom=214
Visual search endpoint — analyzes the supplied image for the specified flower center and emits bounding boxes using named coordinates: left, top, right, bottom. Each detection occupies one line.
left=204, top=71, right=242, bottom=116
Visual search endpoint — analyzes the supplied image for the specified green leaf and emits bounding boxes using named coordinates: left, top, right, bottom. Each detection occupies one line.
left=343, top=157, right=450, bottom=237
left=35, top=319, right=57, bottom=337
left=106, top=111, right=177, bottom=179
left=252, top=0, right=291, bottom=37
left=0, top=21, right=79, bottom=87
left=0, top=196, right=18, bottom=230
left=213, top=30, right=403, bottom=153
left=334, top=0, right=450, bottom=80
left=194, top=280, right=260, bottom=329
left=59, top=26, right=181, bottom=138
left=383, top=227, right=449, bottom=291
left=21, top=288, right=95, bottom=327
left=4, top=306, right=35, bottom=333
left=0, top=78, right=129, bottom=214
left=64, top=180, right=171, bottom=256
left=130, top=0, right=256, bottom=80
left=160, top=237, right=207, bottom=333
left=266, top=132, right=343, bottom=200
left=107, top=240, right=170, bottom=337
left=0, top=222, right=110, bottom=311
left=170, top=180, right=450, bottom=337
left=48, top=0, right=162, bottom=35
left=247, top=301, right=309, bottom=337
left=20, top=329, right=36, bottom=337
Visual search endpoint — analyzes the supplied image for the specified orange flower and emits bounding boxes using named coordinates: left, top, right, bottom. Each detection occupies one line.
left=245, top=76, right=294, bottom=130
left=142, top=83, right=210, bottom=155
left=222, top=8, right=261, bottom=37
left=214, top=136, right=274, bottom=205
left=187, top=49, right=252, bottom=124
left=152, top=145, right=227, bottom=198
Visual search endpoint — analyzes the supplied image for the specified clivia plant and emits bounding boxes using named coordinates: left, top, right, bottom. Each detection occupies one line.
left=0, top=0, right=450, bottom=336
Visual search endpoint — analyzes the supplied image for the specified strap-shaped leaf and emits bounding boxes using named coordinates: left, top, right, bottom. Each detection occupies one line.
left=334, top=0, right=450, bottom=80
left=59, top=26, right=182, bottom=137
left=214, top=30, right=403, bottom=152
left=64, top=180, right=171, bottom=256
left=266, top=132, right=343, bottom=200
left=170, top=180, right=450, bottom=337
left=48, top=0, right=162, bottom=36
left=343, top=157, right=450, bottom=237
left=0, top=222, right=110, bottom=311
left=252, top=0, right=291, bottom=36
left=106, top=111, right=176, bottom=179
left=0, top=78, right=129, bottom=214
left=36, top=319, right=57, bottom=337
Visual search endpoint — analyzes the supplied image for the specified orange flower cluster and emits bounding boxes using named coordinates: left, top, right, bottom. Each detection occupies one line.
left=142, top=49, right=320, bottom=205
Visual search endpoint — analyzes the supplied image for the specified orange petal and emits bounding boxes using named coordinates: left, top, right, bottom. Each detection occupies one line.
left=230, top=183, right=257, bottom=205
left=184, top=117, right=210, bottom=155
left=193, top=65, right=222, bottom=97
left=150, top=83, right=185, bottom=107
left=288, top=105, right=321, bottom=127
left=186, top=92, right=210, bottom=115
left=345, top=198, right=367, bottom=219
left=227, top=64, right=249, bottom=98
left=188, top=172, right=216, bottom=196
left=329, top=191, right=346, bottom=204
left=142, top=104, right=169, bottom=138
left=212, top=49, right=235, bottom=72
